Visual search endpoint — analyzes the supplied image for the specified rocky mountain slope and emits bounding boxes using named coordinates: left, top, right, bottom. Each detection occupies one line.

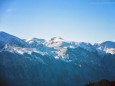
left=0, top=31, right=115, bottom=86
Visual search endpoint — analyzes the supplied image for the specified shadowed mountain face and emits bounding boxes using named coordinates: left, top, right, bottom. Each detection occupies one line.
left=0, top=32, right=115, bottom=86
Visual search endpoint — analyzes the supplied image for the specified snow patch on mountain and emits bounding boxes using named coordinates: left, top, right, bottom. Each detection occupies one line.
left=94, top=41, right=115, bottom=55
left=2, top=44, right=47, bottom=55
left=106, top=48, right=115, bottom=54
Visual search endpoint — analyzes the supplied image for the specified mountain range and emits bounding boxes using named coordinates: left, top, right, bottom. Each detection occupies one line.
left=0, top=31, right=115, bottom=86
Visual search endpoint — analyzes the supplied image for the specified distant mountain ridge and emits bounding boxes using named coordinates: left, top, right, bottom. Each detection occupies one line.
left=0, top=31, right=115, bottom=57
left=0, top=31, right=115, bottom=86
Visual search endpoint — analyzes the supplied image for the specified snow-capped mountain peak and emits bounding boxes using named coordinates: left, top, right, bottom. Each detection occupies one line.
left=94, top=41, right=115, bottom=55
left=26, top=38, right=45, bottom=44
left=50, top=37, right=65, bottom=42
left=94, top=41, right=115, bottom=48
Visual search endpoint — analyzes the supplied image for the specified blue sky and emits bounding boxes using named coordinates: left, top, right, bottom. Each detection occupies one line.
left=0, top=0, right=115, bottom=43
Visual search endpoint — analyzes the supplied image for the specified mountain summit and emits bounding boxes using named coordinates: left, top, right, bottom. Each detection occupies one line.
left=50, top=37, right=65, bottom=42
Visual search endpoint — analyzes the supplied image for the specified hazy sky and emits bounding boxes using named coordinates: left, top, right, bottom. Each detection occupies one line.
left=0, top=0, right=115, bottom=43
